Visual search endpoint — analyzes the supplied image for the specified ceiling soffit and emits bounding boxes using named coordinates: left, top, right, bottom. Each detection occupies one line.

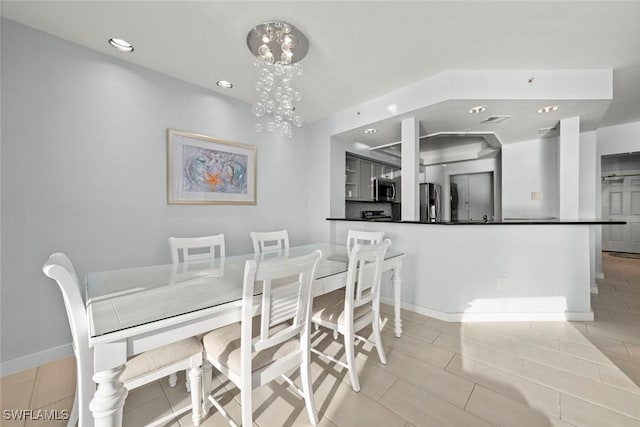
left=334, top=70, right=612, bottom=147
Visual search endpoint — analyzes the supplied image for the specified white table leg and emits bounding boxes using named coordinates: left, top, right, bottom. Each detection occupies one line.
left=202, top=360, right=213, bottom=415
left=392, top=266, right=402, bottom=337
left=89, top=366, right=128, bottom=427
left=189, top=366, right=203, bottom=426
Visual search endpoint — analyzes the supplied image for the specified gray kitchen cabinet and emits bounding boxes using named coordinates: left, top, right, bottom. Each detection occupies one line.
left=358, top=159, right=374, bottom=201
left=345, top=156, right=359, bottom=199
left=345, top=154, right=399, bottom=202
left=372, top=163, right=383, bottom=180
left=382, top=166, right=394, bottom=180
left=374, top=163, right=394, bottom=180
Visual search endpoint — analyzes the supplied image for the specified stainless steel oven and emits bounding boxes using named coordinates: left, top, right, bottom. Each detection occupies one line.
left=373, top=178, right=396, bottom=202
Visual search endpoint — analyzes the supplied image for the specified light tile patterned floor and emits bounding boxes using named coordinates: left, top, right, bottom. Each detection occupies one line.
left=2, top=252, right=640, bottom=426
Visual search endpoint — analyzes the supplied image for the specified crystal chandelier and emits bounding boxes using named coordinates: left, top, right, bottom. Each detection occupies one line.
left=246, top=21, right=309, bottom=138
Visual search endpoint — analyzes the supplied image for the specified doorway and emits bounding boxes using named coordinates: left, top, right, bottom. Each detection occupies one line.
left=450, top=172, right=494, bottom=221
left=601, top=153, right=640, bottom=253
left=602, top=173, right=640, bottom=253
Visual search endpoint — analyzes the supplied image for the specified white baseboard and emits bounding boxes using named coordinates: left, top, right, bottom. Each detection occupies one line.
left=591, top=285, right=599, bottom=294
left=596, top=272, right=605, bottom=280
left=381, top=297, right=594, bottom=323
left=1, top=343, right=73, bottom=376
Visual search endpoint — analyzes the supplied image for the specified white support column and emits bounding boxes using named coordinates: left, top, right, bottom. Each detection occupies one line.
left=401, top=117, right=420, bottom=221
left=579, top=131, right=598, bottom=291
left=559, top=117, right=580, bottom=219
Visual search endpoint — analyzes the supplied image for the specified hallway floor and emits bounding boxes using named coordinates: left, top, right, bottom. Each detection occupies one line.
left=2, top=252, right=639, bottom=426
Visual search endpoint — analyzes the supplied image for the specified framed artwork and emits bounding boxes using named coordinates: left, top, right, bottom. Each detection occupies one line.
left=167, top=129, right=257, bottom=205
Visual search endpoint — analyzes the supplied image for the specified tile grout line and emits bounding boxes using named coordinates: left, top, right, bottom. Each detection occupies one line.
left=462, top=382, right=476, bottom=410
left=375, top=376, right=399, bottom=403
left=483, top=335, right=615, bottom=380
left=26, top=366, right=39, bottom=411
left=157, top=378, right=185, bottom=426
left=431, top=331, right=531, bottom=378
left=558, top=390, right=563, bottom=423
left=559, top=390, right=640, bottom=425
left=520, top=334, right=625, bottom=370
left=519, top=360, right=640, bottom=422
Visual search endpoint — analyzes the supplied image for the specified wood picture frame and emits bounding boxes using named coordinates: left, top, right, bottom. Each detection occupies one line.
left=167, top=129, right=256, bottom=205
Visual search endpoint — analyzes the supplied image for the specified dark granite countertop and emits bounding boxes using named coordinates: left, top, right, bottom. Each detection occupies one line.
left=326, top=218, right=626, bottom=225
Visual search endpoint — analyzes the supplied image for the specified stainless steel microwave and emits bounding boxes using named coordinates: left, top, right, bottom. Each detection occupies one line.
left=373, top=178, right=396, bottom=202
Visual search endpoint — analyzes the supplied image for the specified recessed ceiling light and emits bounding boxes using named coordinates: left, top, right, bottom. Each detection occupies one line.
left=538, top=126, right=557, bottom=134
left=468, top=105, right=488, bottom=114
left=480, top=115, right=512, bottom=124
left=364, top=128, right=377, bottom=134
left=537, top=105, right=559, bottom=114
left=216, top=80, right=233, bottom=89
left=108, top=38, right=134, bottom=52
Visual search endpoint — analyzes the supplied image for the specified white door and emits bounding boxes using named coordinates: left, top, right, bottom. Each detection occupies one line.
left=602, top=175, right=640, bottom=253
left=450, top=172, right=494, bottom=221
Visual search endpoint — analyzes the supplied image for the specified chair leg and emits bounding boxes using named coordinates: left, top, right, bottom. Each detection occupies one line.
left=202, top=359, right=213, bottom=417
left=188, top=367, right=203, bottom=427
left=300, top=358, right=319, bottom=425
left=202, top=360, right=213, bottom=414
left=168, top=372, right=178, bottom=388
left=78, top=361, right=94, bottom=427
left=343, top=330, right=360, bottom=392
left=67, top=390, right=79, bottom=427
left=372, top=314, right=387, bottom=365
left=240, top=385, right=253, bottom=427
left=185, top=369, right=191, bottom=393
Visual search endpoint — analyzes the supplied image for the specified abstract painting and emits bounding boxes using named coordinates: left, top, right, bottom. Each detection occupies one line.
left=168, top=130, right=256, bottom=204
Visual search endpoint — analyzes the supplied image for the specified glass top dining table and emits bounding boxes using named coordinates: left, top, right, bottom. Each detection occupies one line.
left=86, top=242, right=404, bottom=338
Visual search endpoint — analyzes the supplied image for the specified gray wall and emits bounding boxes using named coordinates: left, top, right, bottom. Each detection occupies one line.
left=501, top=137, right=559, bottom=219
left=0, top=19, right=310, bottom=369
left=602, top=152, right=640, bottom=173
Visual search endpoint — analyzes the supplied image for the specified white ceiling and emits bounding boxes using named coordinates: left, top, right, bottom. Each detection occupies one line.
left=3, top=1, right=640, bottom=144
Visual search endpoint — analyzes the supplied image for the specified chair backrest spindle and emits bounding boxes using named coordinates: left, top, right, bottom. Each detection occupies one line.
left=346, top=230, right=384, bottom=256
left=345, top=240, right=391, bottom=315
left=241, top=250, right=321, bottom=354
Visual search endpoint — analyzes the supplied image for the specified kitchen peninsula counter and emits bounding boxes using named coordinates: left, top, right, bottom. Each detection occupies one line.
left=327, top=218, right=625, bottom=225
left=328, top=218, right=618, bottom=322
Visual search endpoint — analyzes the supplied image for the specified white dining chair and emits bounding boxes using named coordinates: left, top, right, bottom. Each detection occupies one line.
left=310, top=240, right=391, bottom=392
left=43, top=253, right=204, bottom=427
left=168, top=234, right=225, bottom=397
left=250, top=229, right=289, bottom=253
left=169, top=234, right=226, bottom=264
left=346, top=230, right=384, bottom=255
left=201, top=250, right=322, bottom=427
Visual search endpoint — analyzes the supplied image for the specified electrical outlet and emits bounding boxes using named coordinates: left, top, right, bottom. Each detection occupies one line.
left=531, top=192, right=542, bottom=200
left=498, top=276, right=507, bottom=289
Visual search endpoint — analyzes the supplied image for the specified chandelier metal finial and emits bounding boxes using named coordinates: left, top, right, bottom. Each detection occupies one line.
left=247, top=21, right=308, bottom=137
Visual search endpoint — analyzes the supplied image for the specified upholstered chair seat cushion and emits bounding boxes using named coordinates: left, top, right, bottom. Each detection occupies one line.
left=203, top=317, right=300, bottom=374
left=121, top=337, right=203, bottom=383
left=311, top=289, right=372, bottom=325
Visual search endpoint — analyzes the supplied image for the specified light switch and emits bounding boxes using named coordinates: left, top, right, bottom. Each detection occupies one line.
left=531, top=192, right=542, bottom=200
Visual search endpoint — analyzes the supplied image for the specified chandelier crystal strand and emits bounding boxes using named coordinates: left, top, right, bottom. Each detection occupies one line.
left=247, top=21, right=308, bottom=138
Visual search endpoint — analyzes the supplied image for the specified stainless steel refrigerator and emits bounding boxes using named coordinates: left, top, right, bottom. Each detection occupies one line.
left=450, top=183, right=458, bottom=221
left=420, top=183, right=441, bottom=222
